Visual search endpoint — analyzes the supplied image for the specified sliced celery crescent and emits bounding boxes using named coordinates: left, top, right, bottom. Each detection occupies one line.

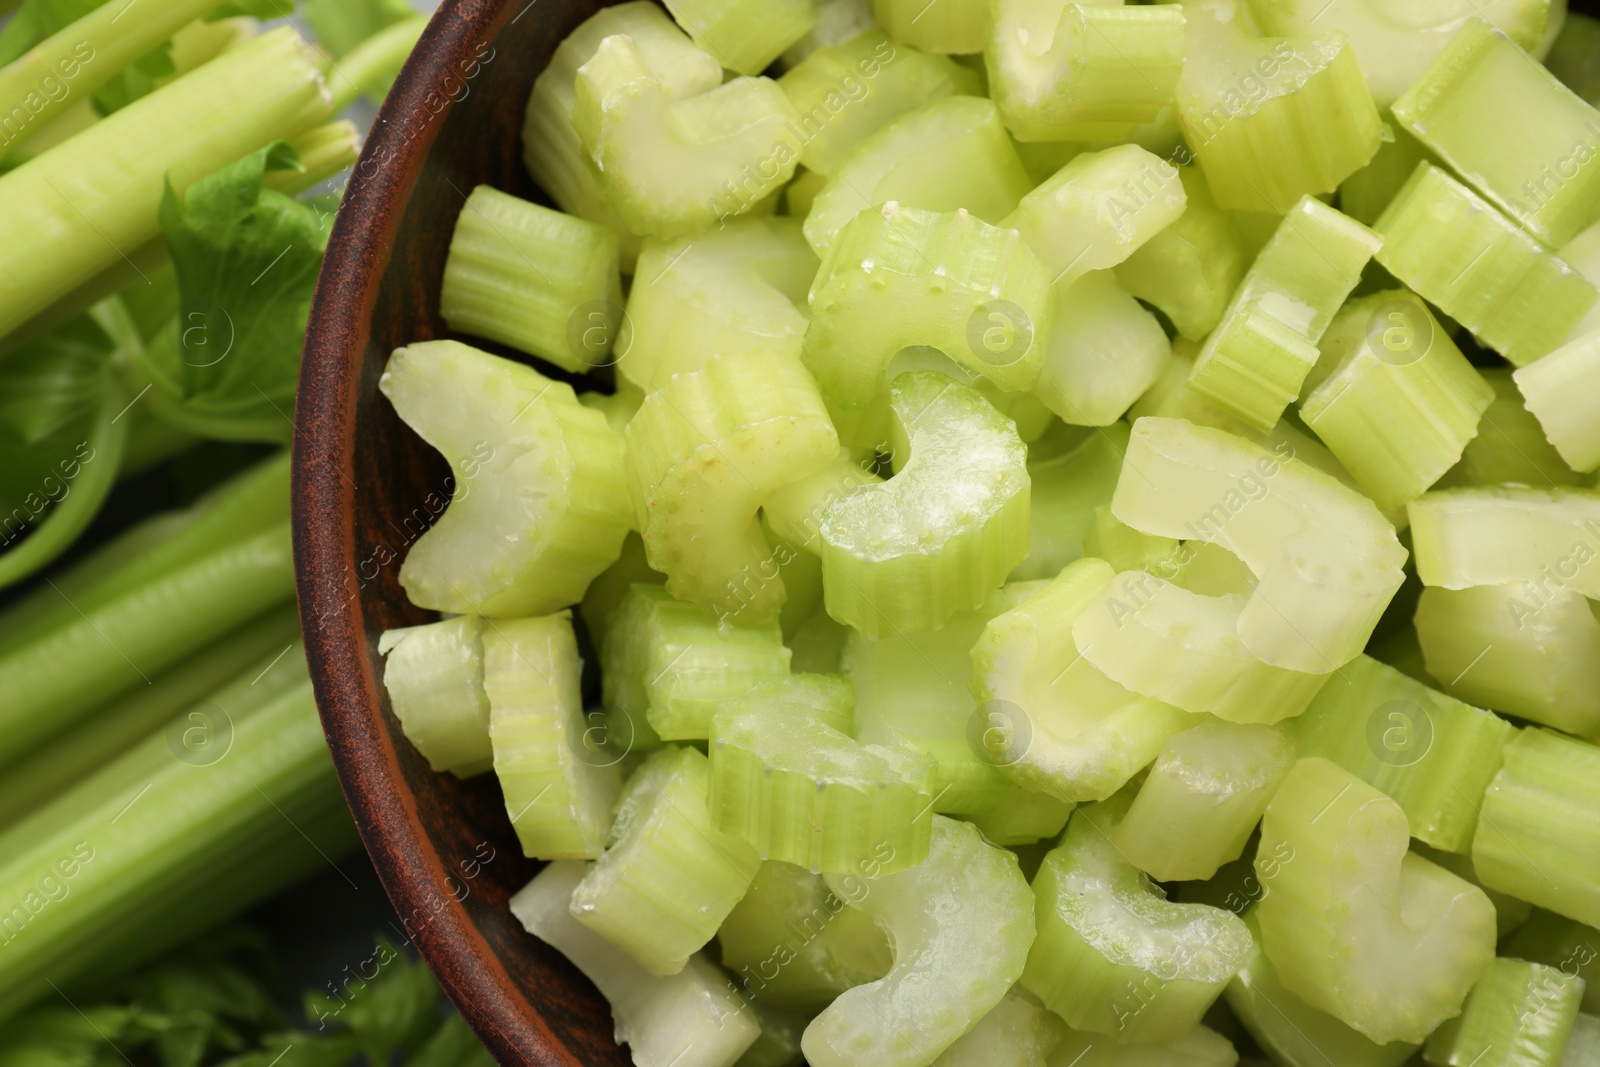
left=969, top=557, right=1198, bottom=803
left=379, top=340, right=633, bottom=618
left=659, top=0, right=818, bottom=76
left=574, top=33, right=800, bottom=239
left=818, top=372, right=1032, bottom=637
left=625, top=349, right=839, bottom=626
left=985, top=0, right=1186, bottom=143
left=1408, top=486, right=1600, bottom=601
left=1423, top=956, right=1584, bottom=1067
left=933, top=987, right=1064, bottom=1067
left=484, top=614, right=622, bottom=860
left=1515, top=329, right=1600, bottom=475
left=377, top=616, right=492, bottom=778
left=1022, top=794, right=1254, bottom=1042
left=803, top=817, right=1035, bottom=1067
left=512, top=861, right=760, bottom=1067
left=1112, top=417, right=1409, bottom=674
left=1255, top=758, right=1498, bottom=1045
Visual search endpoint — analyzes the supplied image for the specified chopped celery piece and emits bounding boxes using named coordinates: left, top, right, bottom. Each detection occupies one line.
left=1300, top=289, right=1495, bottom=511
left=1413, top=584, right=1600, bottom=736
left=1174, top=4, right=1383, bottom=214
left=600, top=584, right=791, bottom=741
left=1226, top=911, right=1419, bottom=1067
left=1413, top=842, right=1534, bottom=939
left=763, top=447, right=881, bottom=552
left=1033, top=271, right=1171, bottom=427
left=377, top=615, right=492, bottom=778
left=801, top=203, right=1052, bottom=423
left=1392, top=18, right=1600, bottom=248
left=819, top=372, right=1032, bottom=636
left=1438, top=368, right=1585, bottom=489
left=575, top=34, right=800, bottom=239
left=1423, top=957, right=1584, bottom=1067
left=1081, top=504, right=1180, bottom=574
left=581, top=531, right=667, bottom=647
left=1011, top=421, right=1128, bottom=581
left=965, top=785, right=1074, bottom=846
left=484, top=614, right=621, bottom=859
left=1114, top=166, right=1250, bottom=341
left=970, top=557, right=1197, bottom=802
left=1046, top=1023, right=1241, bottom=1066
left=1408, top=486, right=1600, bottom=599
left=804, top=817, right=1035, bottom=1067
left=1502, top=910, right=1600, bottom=1015
left=1565, top=1015, right=1600, bottom=1066
left=1474, top=728, right=1600, bottom=929
left=1001, top=144, right=1187, bottom=288
left=661, top=0, right=817, bottom=75
left=985, top=0, right=1186, bottom=142
left=1022, top=795, right=1253, bottom=1041
left=933, top=986, right=1064, bottom=1067
left=572, top=747, right=761, bottom=976
left=784, top=0, right=878, bottom=65
left=1255, top=758, right=1497, bottom=1044
left=803, top=96, right=1033, bottom=255
left=1373, top=164, right=1598, bottom=366
left=1073, top=570, right=1331, bottom=723
left=511, top=861, right=760, bottom=1067
left=1187, top=197, right=1382, bottom=432
left=716, top=859, right=892, bottom=1011
left=779, top=30, right=980, bottom=174
left=1285, top=653, right=1517, bottom=853
left=869, top=0, right=986, bottom=54
left=1339, top=124, right=1438, bottom=226
left=1112, top=417, right=1409, bottom=673
left=617, top=218, right=817, bottom=393
left=521, top=2, right=722, bottom=269
left=708, top=673, right=938, bottom=873
left=1515, top=329, right=1600, bottom=474
left=1247, top=0, right=1551, bottom=109
left=379, top=340, right=633, bottom=617
left=1113, top=721, right=1296, bottom=881
left=439, top=185, right=623, bottom=374
left=626, top=350, right=839, bottom=624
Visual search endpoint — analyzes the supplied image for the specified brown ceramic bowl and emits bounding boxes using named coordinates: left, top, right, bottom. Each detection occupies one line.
left=291, top=0, right=628, bottom=1062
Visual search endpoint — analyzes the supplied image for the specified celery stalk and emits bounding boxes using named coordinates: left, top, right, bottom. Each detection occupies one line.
left=1423, top=957, right=1584, bottom=1067
left=1501, top=910, right=1600, bottom=1015
left=660, top=0, right=818, bottom=76
left=1033, top=271, right=1170, bottom=427
left=324, top=14, right=428, bottom=112
left=964, top=786, right=1073, bottom=846
left=1413, top=842, right=1534, bottom=940
left=1514, top=329, right=1600, bottom=474
left=933, top=986, right=1063, bottom=1067
left=1408, top=486, right=1600, bottom=599
left=1010, top=422, right=1126, bottom=582
left=1045, top=1023, right=1240, bottom=1066
left=377, top=616, right=493, bottom=779
left=1437, top=368, right=1585, bottom=489
left=869, top=0, right=985, bottom=54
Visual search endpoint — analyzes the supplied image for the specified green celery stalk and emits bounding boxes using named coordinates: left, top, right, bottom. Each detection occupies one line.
left=1501, top=910, right=1600, bottom=1015
left=324, top=14, right=428, bottom=112
left=1423, top=957, right=1584, bottom=1067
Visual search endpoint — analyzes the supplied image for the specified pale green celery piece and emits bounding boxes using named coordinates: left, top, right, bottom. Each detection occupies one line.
left=803, top=96, right=1033, bottom=255
left=1373, top=164, right=1598, bottom=365
left=1502, top=910, right=1600, bottom=1015
left=1437, top=368, right=1586, bottom=489
left=868, top=346, right=1058, bottom=446
left=581, top=532, right=666, bottom=647
left=1474, top=728, right=1600, bottom=928
left=1187, top=197, right=1382, bottom=433
left=1392, top=18, right=1600, bottom=249
left=933, top=986, right=1065, bottom=1067
left=579, top=386, right=647, bottom=441
left=1414, top=584, right=1600, bottom=736
left=1226, top=911, right=1419, bottom=1067
left=787, top=607, right=852, bottom=672
left=717, top=859, right=892, bottom=1011
left=804, top=817, right=1035, bottom=1067
left=377, top=616, right=493, bottom=778
left=1174, top=2, right=1383, bottom=214
left=626, top=350, right=839, bottom=624
left=1115, top=166, right=1250, bottom=341
left=379, top=341, right=633, bottom=617
left=985, top=0, right=1186, bottom=142
left=1300, top=290, right=1495, bottom=511
left=616, top=218, right=818, bottom=393
left=779, top=30, right=980, bottom=174
left=572, top=747, right=761, bottom=976
left=965, top=786, right=1074, bottom=846
left=1001, top=144, right=1188, bottom=288
left=1340, top=123, right=1440, bottom=225
left=1408, top=486, right=1600, bottom=597
left=844, top=591, right=1016, bottom=813
left=801, top=203, right=1052, bottom=429
left=783, top=0, right=879, bottom=66
left=660, top=0, right=817, bottom=75
left=1112, top=417, right=1409, bottom=673
left=763, top=447, right=882, bottom=553
left=1255, top=758, right=1498, bottom=1044
left=1564, top=1015, right=1600, bottom=1066
left=1023, top=795, right=1253, bottom=1041
left=600, top=584, right=792, bottom=741
left=1081, top=503, right=1181, bottom=574
left=819, top=372, right=1032, bottom=636
left=485, top=615, right=622, bottom=859
left=736, top=1003, right=810, bottom=1067
left=1247, top=0, right=1550, bottom=110
left=1033, top=270, right=1172, bottom=427
left=1046, top=1023, right=1241, bottom=1066
left=511, top=861, right=760, bottom=1067
left=1285, top=653, right=1516, bottom=853
left=1073, top=570, right=1331, bottom=723
left=1423, top=957, right=1584, bottom=1067
left=1113, top=721, right=1296, bottom=881
left=440, top=185, right=623, bottom=374
left=1515, top=329, right=1600, bottom=474
left=521, top=2, right=722, bottom=270
left=574, top=34, right=800, bottom=239
left=1011, top=422, right=1130, bottom=581
left=1412, top=843, right=1533, bottom=939
left=869, top=0, right=986, bottom=53
left=708, top=674, right=937, bottom=872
